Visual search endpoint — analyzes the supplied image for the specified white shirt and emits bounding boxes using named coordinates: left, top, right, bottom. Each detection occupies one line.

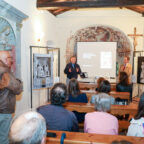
left=127, top=117, right=144, bottom=137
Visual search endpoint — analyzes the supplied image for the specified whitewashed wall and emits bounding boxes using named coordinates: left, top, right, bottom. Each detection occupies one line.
left=56, top=8, right=144, bottom=83
left=2, top=1, right=144, bottom=115
left=4, top=0, right=58, bottom=115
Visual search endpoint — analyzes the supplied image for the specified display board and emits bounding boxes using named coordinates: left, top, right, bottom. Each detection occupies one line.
left=30, top=46, right=60, bottom=108
left=77, top=42, right=117, bottom=78
left=33, top=53, right=53, bottom=89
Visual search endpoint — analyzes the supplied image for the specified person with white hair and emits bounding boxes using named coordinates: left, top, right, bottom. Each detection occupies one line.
left=84, top=93, right=118, bottom=135
left=0, top=51, right=23, bottom=144
left=9, top=111, right=46, bottom=144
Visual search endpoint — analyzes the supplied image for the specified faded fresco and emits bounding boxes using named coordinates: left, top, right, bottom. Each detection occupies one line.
left=0, top=17, right=16, bottom=74
left=33, top=53, right=53, bottom=89
left=66, top=25, right=132, bottom=64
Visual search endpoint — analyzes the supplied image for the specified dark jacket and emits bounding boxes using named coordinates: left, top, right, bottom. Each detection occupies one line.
left=68, top=93, right=88, bottom=103
left=37, top=104, right=79, bottom=132
left=64, top=63, right=81, bottom=79
left=0, top=67, right=23, bottom=114
left=116, top=83, right=132, bottom=102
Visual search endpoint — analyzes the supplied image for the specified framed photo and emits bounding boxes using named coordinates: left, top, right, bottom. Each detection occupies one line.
left=33, top=53, right=53, bottom=89
left=137, top=57, right=144, bottom=84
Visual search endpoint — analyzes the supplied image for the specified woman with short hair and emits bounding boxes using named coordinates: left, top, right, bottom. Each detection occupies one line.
left=84, top=93, right=118, bottom=135
left=90, top=80, right=115, bottom=104
left=127, top=93, right=144, bottom=137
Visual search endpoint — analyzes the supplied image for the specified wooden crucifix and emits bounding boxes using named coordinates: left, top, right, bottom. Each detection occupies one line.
left=128, top=27, right=144, bottom=51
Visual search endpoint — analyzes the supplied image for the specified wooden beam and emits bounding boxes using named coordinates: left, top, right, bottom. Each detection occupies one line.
left=49, top=8, right=71, bottom=15
left=126, top=6, right=144, bottom=14
left=37, top=0, right=144, bottom=9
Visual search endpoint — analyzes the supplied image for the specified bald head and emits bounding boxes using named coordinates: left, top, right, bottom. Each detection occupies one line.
left=9, top=111, right=46, bottom=144
left=0, top=51, right=12, bottom=68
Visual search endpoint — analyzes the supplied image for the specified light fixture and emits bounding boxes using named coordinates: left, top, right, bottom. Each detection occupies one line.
left=34, top=20, right=44, bottom=42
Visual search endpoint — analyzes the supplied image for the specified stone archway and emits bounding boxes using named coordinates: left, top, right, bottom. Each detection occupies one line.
left=66, top=25, right=132, bottom=64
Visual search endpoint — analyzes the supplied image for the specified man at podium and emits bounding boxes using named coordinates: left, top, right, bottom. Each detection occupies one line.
left=64, top=56, right=81, bottom=85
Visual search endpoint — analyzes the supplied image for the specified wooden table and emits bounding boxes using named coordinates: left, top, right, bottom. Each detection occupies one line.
left=46, top=130, right=144, bottom=144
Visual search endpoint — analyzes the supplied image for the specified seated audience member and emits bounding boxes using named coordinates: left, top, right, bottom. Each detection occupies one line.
left=9, top=111, right=46, bottom=144
left=96, top=77, right=105, bottom=91
left=84, top=93, right=118, bottom=135
left=127, top=93, right=144, bottom=137
left=37, top=83, right=79, bottom=132
left=68, top=78, right=88, bottom=123
left=68, top=78, right=88, bottom=103
left=90, top=80, right=115, bottom=104
left=116, top=72, right=132, bottom=102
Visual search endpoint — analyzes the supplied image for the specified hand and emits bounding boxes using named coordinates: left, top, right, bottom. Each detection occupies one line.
left=76, top=68, right=79, bottom=72
left=69, top=68, right=72, bottom=73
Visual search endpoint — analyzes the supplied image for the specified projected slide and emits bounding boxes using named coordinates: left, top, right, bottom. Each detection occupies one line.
left=100, top=52, right=112, bottom=69
left=77, top=42, right=116, bottom=78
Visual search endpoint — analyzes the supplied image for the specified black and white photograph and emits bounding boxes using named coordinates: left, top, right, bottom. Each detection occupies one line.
left=33, top=53, right=53, bottom=89
left=137, top=57, right=144, bottom=84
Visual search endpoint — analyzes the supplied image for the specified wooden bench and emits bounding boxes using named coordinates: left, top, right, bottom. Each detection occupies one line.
left=43, top=101, right=138, bottom=132
left=79, top=82, right=116, bottom=91
left=79, top=82, right=96, bottom=90
left=78, top=120, right=130, bottom=132
left=81, top=90, right=130, bottom=102
left=63, top=102, right=137, bottom=131
left=46, top=130, right=144, bottom=144
left=63, top=102, right=137, bottom=115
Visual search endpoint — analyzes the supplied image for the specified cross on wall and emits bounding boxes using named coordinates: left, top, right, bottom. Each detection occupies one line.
left=128, top=27, right=144, bottom=51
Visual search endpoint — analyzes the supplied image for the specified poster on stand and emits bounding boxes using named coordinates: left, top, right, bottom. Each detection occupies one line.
left=33, top=53, right=53, bottom=89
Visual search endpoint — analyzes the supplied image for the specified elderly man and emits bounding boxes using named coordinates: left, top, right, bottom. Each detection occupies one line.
left=9, top=111, right=46, bottom=144
left=37, top=83, right=79, bottom=132
left=0, top=51, right=23, bottom=144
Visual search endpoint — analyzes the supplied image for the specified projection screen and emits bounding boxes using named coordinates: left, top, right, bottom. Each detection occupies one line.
left=77, top=42, right=117, bottom=78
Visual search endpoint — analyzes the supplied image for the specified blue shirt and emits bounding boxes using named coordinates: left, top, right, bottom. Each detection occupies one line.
left=72, top=63, right=75, bottom=68
left=68, top=93, right=88, bottom=103
left=37, top=104, right=79, bottom=132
